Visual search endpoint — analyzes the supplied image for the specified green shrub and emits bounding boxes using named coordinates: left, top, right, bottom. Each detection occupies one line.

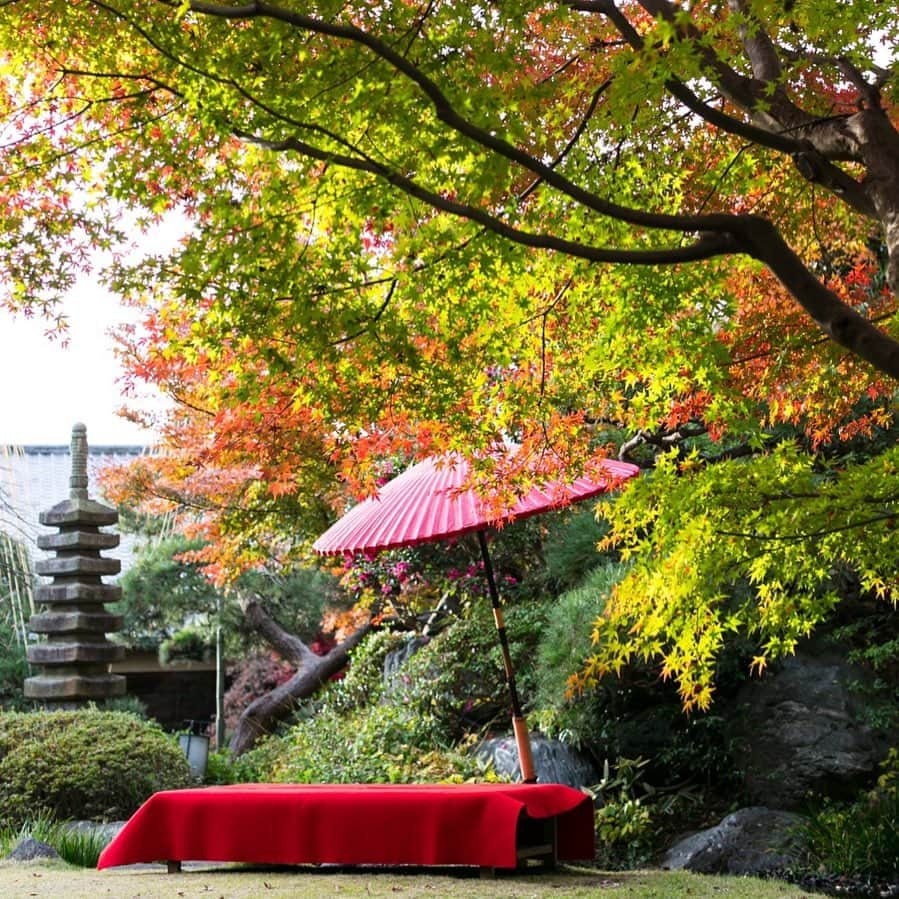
left=797, top=748, right=899, bottom=878
left=158, top=624, right=213, bottom=665
left=0, top=710, right=191, bottom=828
left=258, top=704, right=493, bottom=785
left=326, top=628, right=408, bottom=714
left=532, top=562, right=629, bottom=745
left=542, top=507, right=616, bottom=592
left=393, top=601, right=549, bottom=736
left=202, top=746, right=271, bottom=785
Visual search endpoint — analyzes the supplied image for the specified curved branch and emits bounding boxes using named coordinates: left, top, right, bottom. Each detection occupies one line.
left=186, top=0, right=750, bottom=234
left=238, top=128, right=740, bottom=266
left=229, top=616, right=374, bottom=755
left=570, top=0, right=874, bottom=218
left=737, top=217, right=899, bottom=379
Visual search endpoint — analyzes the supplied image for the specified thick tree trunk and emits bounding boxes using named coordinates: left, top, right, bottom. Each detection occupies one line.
left=229, top=595, right=373, bottom=756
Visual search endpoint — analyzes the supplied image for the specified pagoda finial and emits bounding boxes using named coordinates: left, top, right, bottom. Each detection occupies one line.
left=70, top=422, right=89, bottom=500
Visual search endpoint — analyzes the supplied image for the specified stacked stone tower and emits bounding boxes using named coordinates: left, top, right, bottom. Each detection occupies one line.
left=24, top=424, right=125, bottom=706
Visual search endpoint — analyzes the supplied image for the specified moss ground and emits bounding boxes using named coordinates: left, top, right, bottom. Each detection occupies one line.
left=0, top=861, right=825, bottom=898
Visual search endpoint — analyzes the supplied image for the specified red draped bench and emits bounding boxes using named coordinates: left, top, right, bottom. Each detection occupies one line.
left=97, top=782, right=595, bottom=874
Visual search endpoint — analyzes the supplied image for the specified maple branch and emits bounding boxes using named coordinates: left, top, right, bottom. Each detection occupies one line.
left=330, top=279, right=397, bottom=346
left=737, top=217, right=899, bottom=379
left=80, top=1, right=899, bottom=379
left=185, top=0, right=756, bottom=234
left=519, top=79, right=610, bottom=204
left=719, top=512, right=897, bottom=543
left=230, top=594, right=375, bottom=754
left=239, top=129, right=739, bottom=265
left=569, top=0, right=876, bottom=219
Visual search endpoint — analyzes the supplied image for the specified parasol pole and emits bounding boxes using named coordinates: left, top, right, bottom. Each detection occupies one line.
left=476, top=530, right=538, bottom=784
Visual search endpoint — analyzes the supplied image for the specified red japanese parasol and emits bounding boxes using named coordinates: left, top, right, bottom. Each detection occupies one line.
left=313, top=451, right=640, bottom=782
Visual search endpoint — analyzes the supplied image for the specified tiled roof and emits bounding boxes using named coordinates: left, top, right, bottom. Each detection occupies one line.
left=0, top=444, right=146, bottom=574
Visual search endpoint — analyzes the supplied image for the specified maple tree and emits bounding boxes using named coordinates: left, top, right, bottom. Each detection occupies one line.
left=1, top=1, right=898, bottom=708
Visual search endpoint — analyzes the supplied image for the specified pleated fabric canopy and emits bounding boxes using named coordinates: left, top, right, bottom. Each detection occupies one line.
left=312, top=454, right=640, bottom=556
left=313, top=451, right=640, bottom=783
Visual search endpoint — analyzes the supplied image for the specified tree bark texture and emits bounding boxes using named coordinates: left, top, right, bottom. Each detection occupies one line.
left=229, top=595, right=373, bottom=756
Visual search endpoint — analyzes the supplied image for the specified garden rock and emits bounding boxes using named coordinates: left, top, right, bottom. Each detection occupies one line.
left=6, top=837, right=61, bottom=862
left=726, top=649, right=892, bottom=809
left=383, top=636, right=427, bottom=684
left=66, top=820, right=126, bottom=842
left=475, top=734, right=598, bottom=787
left=660, top=807, right=802, bottom=875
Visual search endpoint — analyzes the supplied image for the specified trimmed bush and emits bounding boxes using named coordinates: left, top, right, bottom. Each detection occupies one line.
left=0, top=710, right=191, bottom=828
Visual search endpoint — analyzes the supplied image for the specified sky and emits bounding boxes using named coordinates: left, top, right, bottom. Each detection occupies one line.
left=0, top=280, right=161, bottom=447
left=0, top=219, right=184, bottom=448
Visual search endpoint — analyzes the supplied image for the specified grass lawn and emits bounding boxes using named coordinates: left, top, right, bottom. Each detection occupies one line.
left=0, top=861, right=825, bottom=898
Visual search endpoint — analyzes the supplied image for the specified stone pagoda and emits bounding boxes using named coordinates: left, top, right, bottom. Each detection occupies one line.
left=24, top=423, right=125, bottom=706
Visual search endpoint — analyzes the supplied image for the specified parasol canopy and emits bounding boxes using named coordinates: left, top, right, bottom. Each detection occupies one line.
left=312, top=454, right=640, bottom=555
left=313, top=451, right=640, bottom=782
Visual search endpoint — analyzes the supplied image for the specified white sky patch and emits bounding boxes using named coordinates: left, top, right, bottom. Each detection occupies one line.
left=0, top=215, right=187, bottom=447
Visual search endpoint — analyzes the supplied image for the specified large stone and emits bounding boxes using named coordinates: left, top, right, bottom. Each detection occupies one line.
left=661, top=807, right=803, bottom=875
left=476, top=734, right=598, bottom=787
left=726, top=649, right=892, bottom=808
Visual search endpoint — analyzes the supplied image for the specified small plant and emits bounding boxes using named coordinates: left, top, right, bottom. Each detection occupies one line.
left=594, top=797, right=654, bottom=869
left=158, top=624, right=214, bottom=665
left=0, top=813, right=112, bottom=868
left=797, top=748, right=899, bottom=878
left=586, top=757, right=656, bottom=869
left=586, top=757, right=701, bottom=870
left=53, top=824, right=112, bottom=868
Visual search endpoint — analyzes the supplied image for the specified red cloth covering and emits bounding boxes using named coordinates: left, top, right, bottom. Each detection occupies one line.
left=97, top=783, right=594, bottom=870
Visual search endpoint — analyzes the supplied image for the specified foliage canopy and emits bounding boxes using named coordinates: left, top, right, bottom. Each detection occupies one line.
left=1, top=1, right=897, bottom=703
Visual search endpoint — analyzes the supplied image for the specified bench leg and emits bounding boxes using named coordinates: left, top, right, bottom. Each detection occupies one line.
left=167, top=860, right=182, bottom=873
